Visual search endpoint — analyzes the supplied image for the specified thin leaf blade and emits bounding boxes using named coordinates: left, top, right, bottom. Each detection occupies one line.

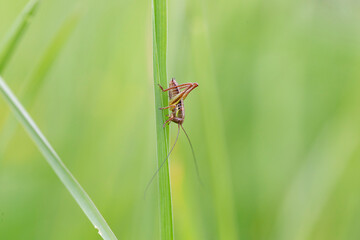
left=0, top=0, right=39, bottom=72
left=0, top=76, right=118, bottom=240
left=152, top=0, right=174, bottom=239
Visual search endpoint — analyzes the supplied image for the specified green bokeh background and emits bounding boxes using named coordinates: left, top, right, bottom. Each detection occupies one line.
left=1, top=0, right=360, bottom=239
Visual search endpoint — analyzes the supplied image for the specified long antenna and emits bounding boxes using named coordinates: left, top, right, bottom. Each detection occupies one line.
left=144, top=124, right=180, bottom=198
left=180, top=124, right=203, bottom=186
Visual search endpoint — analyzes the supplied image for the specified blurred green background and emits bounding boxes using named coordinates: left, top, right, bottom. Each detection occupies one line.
left=1, top=0, right=360, bottom=239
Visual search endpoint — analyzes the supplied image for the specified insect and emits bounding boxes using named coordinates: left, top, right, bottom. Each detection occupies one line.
left=144, top=78, right=201, bottom=196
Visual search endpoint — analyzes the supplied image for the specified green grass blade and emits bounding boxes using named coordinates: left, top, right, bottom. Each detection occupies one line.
left=0, top=0, right=39, bottom=72
left=22, top=9, right=81, bottom=102
left=152, top=0, right=174, bottom=239
left=0, top=75, right=118, bottom=240
left=0, top=9, right=81, bottom=158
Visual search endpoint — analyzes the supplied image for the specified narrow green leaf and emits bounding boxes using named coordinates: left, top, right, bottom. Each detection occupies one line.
left=0, top=0, right=39, bottom=72
left=152, top=0, right=174, bottom=239
left=0, top=9, right=81, bottom=159
left=0, top=75, right=118, bottom=240
left=23, top=9, right=81, bottom=102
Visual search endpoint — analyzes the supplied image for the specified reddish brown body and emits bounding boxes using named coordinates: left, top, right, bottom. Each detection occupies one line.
left=167, top=79, right=185, bottom=125
left=159, top=78, right=198, bottom=127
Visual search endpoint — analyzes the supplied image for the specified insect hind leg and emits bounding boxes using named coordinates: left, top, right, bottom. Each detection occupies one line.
left=159, top=104, right=176, bottom=110
left=163, top=117, right=174, bottom=127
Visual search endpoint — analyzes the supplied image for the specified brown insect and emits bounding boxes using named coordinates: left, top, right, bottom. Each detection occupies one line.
left=145, top=78, right=201, bottom=196
left=159, top=78, right=198, bottom=127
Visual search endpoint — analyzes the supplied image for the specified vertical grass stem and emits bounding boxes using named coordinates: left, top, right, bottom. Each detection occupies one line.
left=152, top=0, right=174, bottom=239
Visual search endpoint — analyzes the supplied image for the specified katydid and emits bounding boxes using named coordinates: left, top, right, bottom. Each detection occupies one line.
left=145, top=78, right=201, bottom=197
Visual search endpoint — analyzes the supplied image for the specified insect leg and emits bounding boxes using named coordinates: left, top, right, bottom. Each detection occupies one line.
left=163, top=116, right=174, bottom=127
left=159, top=104, right=177, bottom=110
left=168, top=83, right=198, bottom=105
left=158, top=83, right=193, bottom=92
left=178, top=84, right=198, bottom=102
